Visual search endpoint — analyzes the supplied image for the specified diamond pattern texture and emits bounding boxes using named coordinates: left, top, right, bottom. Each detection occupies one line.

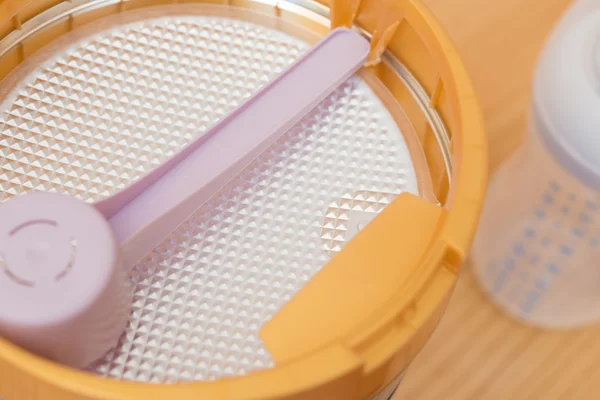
left=0, top=15, right=418, bottom=383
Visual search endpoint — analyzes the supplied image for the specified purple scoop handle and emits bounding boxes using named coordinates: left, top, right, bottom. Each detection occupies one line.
left=95, top=28, right=370, bottom=267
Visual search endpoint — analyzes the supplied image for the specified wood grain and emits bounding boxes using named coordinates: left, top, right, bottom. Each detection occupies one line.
left=391, top=1, right=600, bottom=399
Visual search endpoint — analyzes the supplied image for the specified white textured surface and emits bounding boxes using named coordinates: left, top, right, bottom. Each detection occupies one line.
left=0, top=14, right=418, bottom=382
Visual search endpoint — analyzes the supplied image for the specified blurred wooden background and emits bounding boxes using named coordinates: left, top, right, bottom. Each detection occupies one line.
left=391, top=0, right=600, bottom=399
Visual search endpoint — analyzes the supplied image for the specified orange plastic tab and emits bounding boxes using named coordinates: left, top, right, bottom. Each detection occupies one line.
left=260, top=193, right=445, bottom=363
left=333, top=0, right=403, bottom=67
left=365, top=20, right=401, bottom=67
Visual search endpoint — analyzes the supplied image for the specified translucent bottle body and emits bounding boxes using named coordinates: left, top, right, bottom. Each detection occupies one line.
left=473, top=121, right=600, bottom=328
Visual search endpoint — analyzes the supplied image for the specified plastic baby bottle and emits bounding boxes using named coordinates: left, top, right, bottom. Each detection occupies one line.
left=472, top=0, right=600, bottom=328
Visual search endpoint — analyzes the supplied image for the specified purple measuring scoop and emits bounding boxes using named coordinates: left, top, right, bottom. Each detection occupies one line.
left=0, top=28, right=369, bottom=368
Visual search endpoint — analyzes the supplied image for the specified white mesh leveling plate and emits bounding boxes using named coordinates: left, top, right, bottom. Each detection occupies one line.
left=0, top=6, right=418, bottom=383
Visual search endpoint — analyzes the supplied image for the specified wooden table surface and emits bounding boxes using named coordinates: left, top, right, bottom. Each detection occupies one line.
left=392, top=0, right=600, bottom=399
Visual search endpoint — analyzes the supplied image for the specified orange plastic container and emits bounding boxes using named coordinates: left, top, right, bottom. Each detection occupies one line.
left=0, top=0, right=487, bottom=399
